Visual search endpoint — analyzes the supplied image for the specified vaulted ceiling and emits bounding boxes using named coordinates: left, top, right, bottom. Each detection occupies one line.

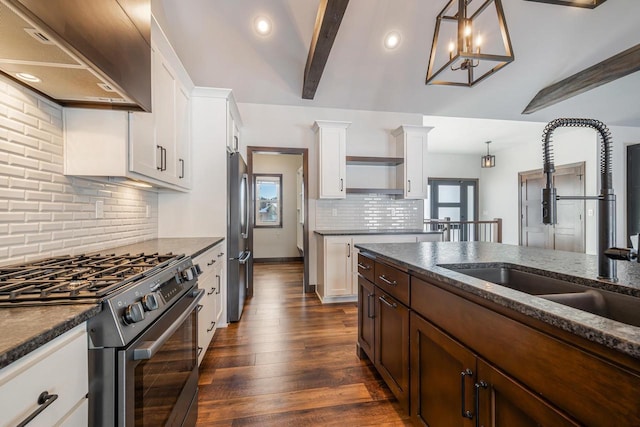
left=152, top=0, right=640, bottom=152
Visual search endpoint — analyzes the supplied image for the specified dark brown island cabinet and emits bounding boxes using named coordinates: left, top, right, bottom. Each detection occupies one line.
left=356, top=252, right=640, bottom=427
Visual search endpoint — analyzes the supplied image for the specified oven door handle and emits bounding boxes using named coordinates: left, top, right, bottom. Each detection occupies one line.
left=133, top=289, right=204, bottom=361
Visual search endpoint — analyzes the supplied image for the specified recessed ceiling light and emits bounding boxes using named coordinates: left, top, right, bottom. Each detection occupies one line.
left=254, top=16, right=272, bottom=36
left=384, top=31, right=401, bottom=50
left=15, top=72, right=41, bottom=83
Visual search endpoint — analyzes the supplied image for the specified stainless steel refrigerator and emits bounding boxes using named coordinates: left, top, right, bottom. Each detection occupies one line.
left=227, top=151, right=252, bottom=322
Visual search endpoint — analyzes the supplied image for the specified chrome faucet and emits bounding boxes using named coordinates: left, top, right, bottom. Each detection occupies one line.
left=541, top=118, right=617, bottom=282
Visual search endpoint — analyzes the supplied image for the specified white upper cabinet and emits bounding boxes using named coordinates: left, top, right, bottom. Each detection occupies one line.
left=313, top=120, right=350, bottom=199
left=64, top=16, right=193, bottom=191
left=392, top=125, right=433, bottom=199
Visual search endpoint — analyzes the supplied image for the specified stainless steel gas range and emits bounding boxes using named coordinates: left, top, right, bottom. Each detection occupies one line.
left=0, top=253, right=203, bottom=427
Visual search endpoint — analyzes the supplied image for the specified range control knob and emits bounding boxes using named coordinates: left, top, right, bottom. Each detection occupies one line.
left=141, top=293, right=159, bottom=311
left=123, top=302, right=145, bottom=325
left=181, top=267, right=195, bottom=281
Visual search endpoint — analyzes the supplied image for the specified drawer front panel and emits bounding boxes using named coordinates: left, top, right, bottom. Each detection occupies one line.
left=374, top=261, right=409, bottom=306
left=357, top=253, right=375, bottom=282
left=0, top=325, right=88, bottom=427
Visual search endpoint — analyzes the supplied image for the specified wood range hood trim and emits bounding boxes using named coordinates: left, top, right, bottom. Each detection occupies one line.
left=0, top=0, right=151, bottom=111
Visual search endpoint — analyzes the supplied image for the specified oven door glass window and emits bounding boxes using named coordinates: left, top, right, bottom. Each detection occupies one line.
left=125, top=305, right=198, bottom=427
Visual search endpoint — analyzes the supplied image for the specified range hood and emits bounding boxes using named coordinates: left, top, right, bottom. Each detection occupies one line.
left=0, top=0, right=151, bottom=111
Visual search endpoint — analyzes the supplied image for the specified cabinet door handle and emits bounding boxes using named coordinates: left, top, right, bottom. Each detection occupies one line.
left=367, top=293, right=375, bottom=318
left=17, top=391, right=58, bottom=427
left=357, top=262, right=371, bottom=271
left=197, top=346, right=203, bottom=356
left=474, top=381, right=488, bottom=427
left=461, top=368, right=474, bottom=419
left=340, top=178, right=344, bottom=191
left=217, top=252, right=224, bottom=258
left=162, top=146, right=167, bottom=171
left=179, top=158, right=185, bottom=178
left=196, top=304, right=203, bottom=312
left=216, top=275, right=221, bottom=294
left=347, top=243, right=351, bottom=257
left=207, top=259, right=216, bottom=266
left=156, top=145, right=163, bottom=170
left=234, top=135, right=239, bottom=152
left=207, top=321, right=216, bottom=332
left=156, top=145, right=167, bottom=171
left=378, top=295, right=397, bottom=309
left=378, top=275, right=397, bottom=286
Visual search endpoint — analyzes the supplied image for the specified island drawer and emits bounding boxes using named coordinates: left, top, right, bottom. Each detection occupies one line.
left=374, top=261, right=409, bottom=306
left=357, top=254, right=375, bottom=282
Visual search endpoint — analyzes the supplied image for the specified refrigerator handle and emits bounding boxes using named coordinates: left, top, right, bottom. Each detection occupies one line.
left=238, top=251, right=251, bottom=264
left=241, top=173, right=249, bottom=239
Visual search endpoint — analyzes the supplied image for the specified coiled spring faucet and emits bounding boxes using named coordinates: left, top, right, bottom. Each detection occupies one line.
left=541, top=118, right=617, bottom=282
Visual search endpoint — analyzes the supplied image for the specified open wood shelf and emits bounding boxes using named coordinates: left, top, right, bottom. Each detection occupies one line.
left=346, top=156, right=404, bottom=166
left=346, top=188, right=404, bottom=195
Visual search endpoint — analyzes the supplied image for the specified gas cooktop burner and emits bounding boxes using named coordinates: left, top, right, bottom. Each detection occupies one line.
left=0, top=253, right=181, bottom=306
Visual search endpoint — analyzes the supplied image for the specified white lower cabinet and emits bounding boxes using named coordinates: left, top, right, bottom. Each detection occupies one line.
left=0, top=324, right=88, bottom=427
left=316, top=233, right=442, bottom=303
left=194, top=242, right=226, bottom=365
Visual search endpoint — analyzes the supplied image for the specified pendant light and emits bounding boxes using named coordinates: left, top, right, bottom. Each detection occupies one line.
left=426, top=0, right=514, bottom=87
left=481, top=141, right=495, bottom=168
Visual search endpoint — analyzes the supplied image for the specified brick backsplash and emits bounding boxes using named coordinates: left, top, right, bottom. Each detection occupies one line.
left=315, top=194, right=423, bottom=231
left=0, top=77, right=157, bottom=266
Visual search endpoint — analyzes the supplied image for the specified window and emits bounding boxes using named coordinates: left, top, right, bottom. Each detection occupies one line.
left=254, top=174, right=282, bottom=228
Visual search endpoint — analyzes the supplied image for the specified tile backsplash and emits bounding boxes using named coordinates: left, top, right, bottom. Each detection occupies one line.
left=316, top=194, right=423, bottom=231
left=0, top=77, right=157, bottom=266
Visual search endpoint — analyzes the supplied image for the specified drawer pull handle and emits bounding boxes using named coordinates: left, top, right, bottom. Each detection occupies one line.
left=378, top=275, right=397, bottom=286
left=461, top=368, right=474, bottom=419
left=378, top=295, right=397, bottom=309
left=17, top=391, right=58, bottom=427
left=207, top=321, right=216, bottom=332
left=218, top=252, right=225, bottom=258
left=474, top=381, right=488, bottom=427
left=196, top=304, right=204, bottom=312
left=357, top=263, right=371, bottom=271
left=197, top=346, right=204, bottom=356
left=207, top=287, right=216, bottom=295
left=207, top=260, right=216, bottom=266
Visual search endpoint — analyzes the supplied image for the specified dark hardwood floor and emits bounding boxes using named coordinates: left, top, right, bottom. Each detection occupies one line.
left=197, top=262, right=411, bottom=426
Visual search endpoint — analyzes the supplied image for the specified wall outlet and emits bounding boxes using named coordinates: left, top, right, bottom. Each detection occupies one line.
left=95, top=200, right=104, bottom=219
left=332, top=208, right=338, bottom=217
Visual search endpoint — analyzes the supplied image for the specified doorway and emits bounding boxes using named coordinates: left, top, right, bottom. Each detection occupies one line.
left=247, top=147, right=311, bottom=294
left=519, top=162, right=585, bottom=252
left=627, top=144, right=640, bottom=246
left=428, top=179, right=478, bottom=241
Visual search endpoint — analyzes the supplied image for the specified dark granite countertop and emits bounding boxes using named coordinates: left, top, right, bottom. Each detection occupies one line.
left=356, top=241, right=640, bottom=359
left=98, top=237, right=225, bottom=259
left=0, top=304, right=100, bottom=369
left=0, top=237, right=223, bottom=370
left=315, top=229, right=443, bottom=236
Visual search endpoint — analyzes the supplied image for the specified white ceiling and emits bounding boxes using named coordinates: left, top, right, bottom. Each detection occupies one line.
left=153, top=0, right=640, bottom=154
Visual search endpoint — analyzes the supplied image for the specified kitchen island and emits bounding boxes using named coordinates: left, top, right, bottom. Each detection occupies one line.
left=356, top=241, right=640, bottom=426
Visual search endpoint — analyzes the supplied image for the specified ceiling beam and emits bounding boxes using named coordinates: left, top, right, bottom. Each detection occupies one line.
left=522, top=43, right=640, bottom=114
left=302, top=0, right=349, bottom=100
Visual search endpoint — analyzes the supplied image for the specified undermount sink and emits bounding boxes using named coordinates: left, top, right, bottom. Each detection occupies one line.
left=441, top=265, right=640, bottom=328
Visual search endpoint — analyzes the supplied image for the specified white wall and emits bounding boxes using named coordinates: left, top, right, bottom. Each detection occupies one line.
left=253, top=153, right=302, bottom=259
left=236, top=102, right=423, bottom=284
left=0, top=75, right=158, bottom=266
left=479, top=123, right=640, bottom=253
